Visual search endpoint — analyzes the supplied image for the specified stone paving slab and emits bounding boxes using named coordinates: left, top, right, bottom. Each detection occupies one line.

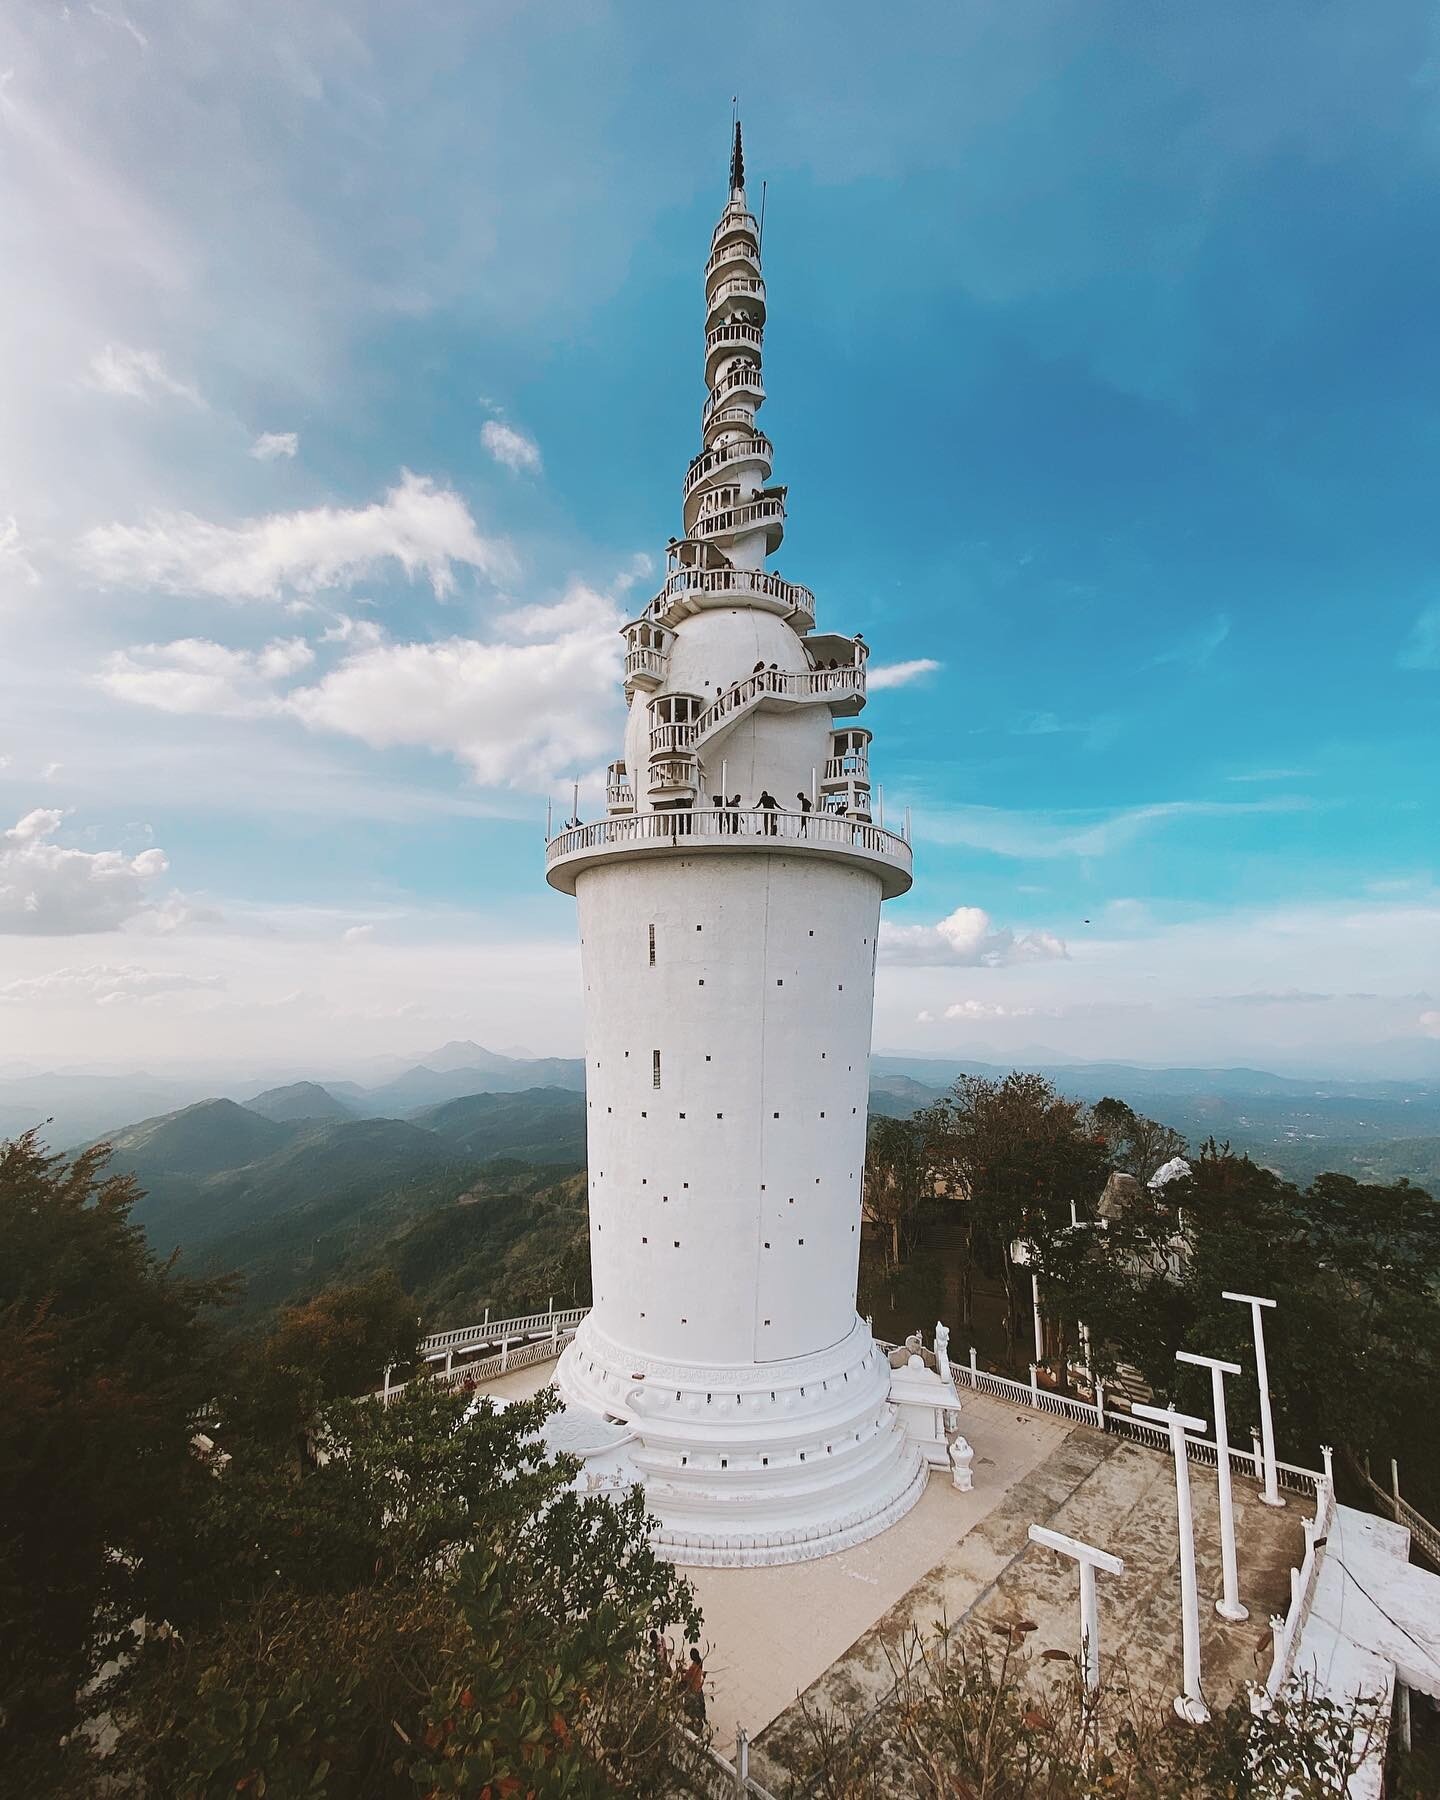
left=687, top=1393, right=1072, bottom=1747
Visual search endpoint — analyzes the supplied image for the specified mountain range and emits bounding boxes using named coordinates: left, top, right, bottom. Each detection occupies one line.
left=5, top=1045, right=1436, bottom=1333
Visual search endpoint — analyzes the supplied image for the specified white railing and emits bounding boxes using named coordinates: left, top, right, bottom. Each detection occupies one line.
left=1354, top=1461, right=1440, bottom=1568
left=704, top=238, right=759, bottom=281
left=382, top=1330, right=580, bottom=1405
left=650, top=661, right=865, bottom=757
left=692, top=495, right=785, bottom=541
left=706, top=321, right=764, bottom=358
left=706, top=274, right=766, bottom=312
left=884, top=1338, right=1328, bottom=1496
left=546, top=807, right=912, bottom=878
left=624, top=645, right=668, bottom=685
left=420, top=1305, right=590, bottom=1356
left=824, top=753, right=870, bottom=782
left=1261, top=1455, right=1335, bottom=1698
left=606, top=782, right=635, bottom=811
left=650, top=564, right=814, bottom=627
left=708, top=211, right=758, bottom=252
left=703, top=367, right=764, bottom=424
left=702, top=405, right=760, bottom=437
left=683, top=433, right=773, bottom=500
left=647, top=754, right=700, bottom=793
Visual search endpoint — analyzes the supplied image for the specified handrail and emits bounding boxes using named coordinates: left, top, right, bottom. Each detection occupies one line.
left=650, top=661, right=865, bottom=756
left=824, top=753, right=870, bottom=781
left=420, top=1305, right=590, bottom=1355
left=624, top=645, right=668, bottom=683
left=545, top=807, right=911, bottom=873
left=691, top=494, right=785, bottom=541
left=704, top=239, right=759, bottom=281
left=1354, top=1461, right=1440, bottom=1568
left=702, top=367, right=764, bottom=425
left=683, top=433, right=773, bottom=499
left=705, top=321, right=764, bottom=355
left=1263, top=1469, right=1334, bottom=1697
left=649, top=564, right=814, bottom=625
left=706, top=274, right=766, bottom=312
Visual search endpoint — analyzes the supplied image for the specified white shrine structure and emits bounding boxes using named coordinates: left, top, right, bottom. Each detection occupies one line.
left=544, top=124, right=930, bottom=1565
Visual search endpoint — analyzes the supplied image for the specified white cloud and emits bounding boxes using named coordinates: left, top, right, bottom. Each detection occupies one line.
left=940, top=999, right=1042, bottom=1021
left=1420, top=1010, right=1440, bottom=1039
left=916, top=795, right=1311, bottom=860
left=1, top=810, right=170, bottom=935
left=84, top=343, right=201, bottom=405
left=76, top=470, right=516, bottom=602
left=98, top=636, right=315, bottom=717
left=0, top=517, right=42, bottom=588
left=288, top=580, right=625, bottom=789
left=0, top=964, right=221, bottom=1006
left=880, top=904, right=1068, bottom=967
left=481, top=419, right=542, bottom=474
left=868, top=658, right=941, bottom=691
left=342, top=924, right=374, bottom=942
left=1398, top=602, right=1440, bottom=671
left=249, top=430, right=299, bottom=461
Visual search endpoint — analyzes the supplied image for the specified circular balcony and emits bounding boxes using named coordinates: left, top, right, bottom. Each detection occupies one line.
left=682, top=431, right=773, bottom=503
left=704, top=238, right=760, bottom=284
left=545, top=806, right=912, bottom=901
left=702, top=365, right=764, bottom=427
left=705, top=320, right=764, bottom=387
left=623, top=644, right=668, bottom=692
left=709, top=209, right=759, bottom=252
left=705, top=273, right=766, bottom=324
left=690, top=492, right=785, bottom=553
left=647, top=565, right=815, bottom=631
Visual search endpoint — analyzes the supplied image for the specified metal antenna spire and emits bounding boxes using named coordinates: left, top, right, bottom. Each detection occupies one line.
left=730, top=114, right=745, bottom=194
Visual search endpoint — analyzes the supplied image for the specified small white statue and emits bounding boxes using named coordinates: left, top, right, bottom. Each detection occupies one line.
left=934, top=1321, right=951, bottom=1381
left=949, top=1434, right=974, bottom=1493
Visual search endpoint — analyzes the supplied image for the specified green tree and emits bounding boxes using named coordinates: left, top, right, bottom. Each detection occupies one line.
left=1092, top=1096, right=1188, bottom=1182
left=0, top=1130, right=233, bottom=1754
left=921, top=1075, right=1111, bottom=1354
left=864, top=1112, right=931, bottom=1266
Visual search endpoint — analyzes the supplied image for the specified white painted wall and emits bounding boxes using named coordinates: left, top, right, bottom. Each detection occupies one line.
left=577, top=851, right=880, bottom=1368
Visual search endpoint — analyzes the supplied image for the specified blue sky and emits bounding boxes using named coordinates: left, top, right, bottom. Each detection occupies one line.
left=1, top=1, right=1437, bottom=1075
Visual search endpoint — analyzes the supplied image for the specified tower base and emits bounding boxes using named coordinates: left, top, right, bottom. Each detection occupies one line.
left=556, top=1313, right=928, bottom=1567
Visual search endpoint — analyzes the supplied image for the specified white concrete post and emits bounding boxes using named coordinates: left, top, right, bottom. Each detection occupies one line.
left=1251, top=1430, right=1264, bottom=1481
left=1135, top=1402, right=1211, bottom=1723
left=969, top=1345, right=978, bottom=1379
left=1224, top=1292, right=1284, bottom=1507
left=1032, top=1272, right=1044, bottom=1365
left=382, top=1362, right=394, bottom=1402
left=483, top=1306, right=490, bottom=1332
left=1095, top=1376, right=1105, bottom=1430
left=501, top=1336, right=510, bottom=1373
left=1027, top=1524, right=1124, bottom=1695
left=445, top=1348, right=454, bottom=1378
left=1029, top=1363, right=1040, bottom=1402
left=1177, top=1350, right=1247, bottom=1622
left=736, top=1724, right=750, bottom=1784
left=1391, top=1457, right=1401, bottom=1507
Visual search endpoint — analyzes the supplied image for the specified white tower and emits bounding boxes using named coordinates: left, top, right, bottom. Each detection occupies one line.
left=546, top=125, right=924, bottom=1566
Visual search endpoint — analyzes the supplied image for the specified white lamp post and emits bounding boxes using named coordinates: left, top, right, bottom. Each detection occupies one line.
left=1176, top=1350, right=1247, bottom=1621
left=1135, top=1401, right=1211, bottom=1723
left=1222, top=1291, right=1284, bottom=1507
left=1027, top=1524, right=1124, bottom=1695
left=1032, top=1271, right=1044, bottom=1365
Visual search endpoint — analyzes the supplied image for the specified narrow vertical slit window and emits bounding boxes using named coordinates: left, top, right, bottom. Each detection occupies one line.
left=648, top=922, right=656, bottom=966
left=652, top=1049, right=662, bottom=1089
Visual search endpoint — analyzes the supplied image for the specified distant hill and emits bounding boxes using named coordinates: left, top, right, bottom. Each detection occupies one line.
left=409, top=1087, right=586, bottom=1168
left=244, top=1081, right=355, bottom=1124
left=359, top=1055, right=586, bottom=1113
left=104, top=1098, right=293, bottom=1182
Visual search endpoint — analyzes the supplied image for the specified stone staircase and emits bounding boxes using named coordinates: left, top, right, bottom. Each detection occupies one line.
left=754, top=1409, right=1305, bottom=1787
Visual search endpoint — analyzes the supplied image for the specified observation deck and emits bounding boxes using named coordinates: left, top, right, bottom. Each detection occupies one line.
left=545, top=806, right=912, bottom=900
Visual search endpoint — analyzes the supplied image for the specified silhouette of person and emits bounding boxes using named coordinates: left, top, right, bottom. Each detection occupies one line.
left=757, top=790, right=779, bottom=835
left=796, top=792, right=812, bottom=836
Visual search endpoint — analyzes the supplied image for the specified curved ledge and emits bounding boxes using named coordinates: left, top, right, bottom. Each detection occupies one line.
left=545, top=807, right=912, bottom=900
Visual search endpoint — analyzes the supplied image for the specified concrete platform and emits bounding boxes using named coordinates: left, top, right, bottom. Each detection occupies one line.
left=752, top=1401, right=1307, bottom=1789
